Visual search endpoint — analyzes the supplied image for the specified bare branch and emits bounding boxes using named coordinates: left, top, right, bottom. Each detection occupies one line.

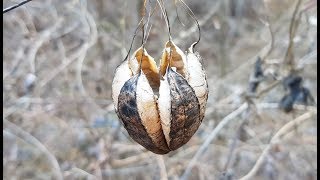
left=283, top=0, right=302, bottom=72
left=240, top=111, right=316, bottom=180
left=181, top=103, right=248, bottom=180
left=3, top=119, right=63, bottom=180
left=156, top=155, right=168, bottom=180
left=3, top=0, right=33, bottom=14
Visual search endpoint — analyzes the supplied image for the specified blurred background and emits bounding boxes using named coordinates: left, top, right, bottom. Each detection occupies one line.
left=3, top=0, right=317, bottom=179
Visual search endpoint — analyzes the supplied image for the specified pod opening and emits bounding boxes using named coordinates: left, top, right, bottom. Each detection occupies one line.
left=160, top=41, right=187, bottom=78
left=130, top=47, right=160, bottom=93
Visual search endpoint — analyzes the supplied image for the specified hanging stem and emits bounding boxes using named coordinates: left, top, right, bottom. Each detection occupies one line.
left=122, top=17, right=145, bottom=63
left=156, top=0, right=172, bottom=41
left=138, top=0, right=149, bottom=72
left=123, top=0, right=158, bottom=63
left=155, top=0, right=174, bottom=70
left=176, top=0, right=201, bottom=48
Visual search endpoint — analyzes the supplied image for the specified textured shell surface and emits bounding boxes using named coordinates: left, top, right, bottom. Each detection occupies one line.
left=111, top=42, right=208, bottom=154
left=186, top=46, right=209, bottom=121
left=158, top=67, right=200, bottom=150
left=111, top=60, right=133, bottom=113
left=117, top=73, right=170, bottom=154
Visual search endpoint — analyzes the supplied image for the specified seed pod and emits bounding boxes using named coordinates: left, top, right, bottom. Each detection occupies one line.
left=111, top=41, right=208, bottom=154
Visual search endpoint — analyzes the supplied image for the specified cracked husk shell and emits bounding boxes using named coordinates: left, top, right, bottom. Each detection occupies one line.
left=111, top=42, right=208, bottom=154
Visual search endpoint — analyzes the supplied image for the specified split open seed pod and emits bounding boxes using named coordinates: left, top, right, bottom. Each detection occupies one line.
left=111, top=41, right=208, bottom=154
left=158, top=41, right=201, bottom=151
left=112, top=47, right=170, bottom=154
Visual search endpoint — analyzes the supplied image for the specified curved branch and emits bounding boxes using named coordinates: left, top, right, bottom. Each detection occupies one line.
left=4, top=119, right=63, bottom=180
left=239, top=111, right=316, bottom=180
left=3, top=0, right=33, bottom=14
left=180, top=103, right=248, bottom=180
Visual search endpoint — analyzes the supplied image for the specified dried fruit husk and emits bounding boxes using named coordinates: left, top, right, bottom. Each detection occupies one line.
left=129, top=46, right=160, bottom=91
left=158, top=41, right=201, bottom=150
left=118, top=72, right=170, bottom=154
left=115, top=47, right=170, bottom=154
left=112, top=42, right=208, bottom=154
left=159, top=41, right=188, bottom=79
left=185, top=44, right=209, bottom=121
left=158, top=67, right=201, bottom=150
left=112, top=46, right=159, bottom=113
left=112, top=60, right=133, bottom=114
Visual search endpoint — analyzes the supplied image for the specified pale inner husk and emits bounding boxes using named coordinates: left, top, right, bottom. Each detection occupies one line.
left=159, top=41, right=188, bottom=79
left=157, top=71, right=172, bottom=147
left=186, top=50, right=208, bottom=120
left=136, top=72, right=169, bottom=151
left=112, top=60, right=133, bottom=112
left=129, top=47, right=160, bottom=91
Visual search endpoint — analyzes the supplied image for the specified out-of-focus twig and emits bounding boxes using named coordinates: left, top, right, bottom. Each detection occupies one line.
left=222, top=123, right=241, bottom=171
left=180, top=103, right=248, bottom=180
left=283, top=0, right=302, bottom=72
left=260, top=18, right=274, bottom=61
left=110, top=152, right=153, bottom=167
left=248, top=80, right=281, bottom=99
left=3, top=0, right=33, bottom=14
left=26, top=18, right=62, bottom=74
left=239, top=111, right=316, bottom=180
left=66, top=167, right=96, bottom=179
left=156, top=155, right=168, bottom=180
left=3, top=119, right=63, bottom=180
left=76, top=0, right=98, bottom=95
left=174, top=1, right=221, bottom=45
left=39, top=43, right=89, bottom=88
left=101, top=164, right=156, bottom=177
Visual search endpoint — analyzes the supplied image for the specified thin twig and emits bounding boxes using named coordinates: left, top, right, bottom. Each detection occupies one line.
left=180, top=103, right=248, bottom=180
left=283, top=0, right=302, bottom=72
left=3, top=119, right=63, bottom=180
left=239, top=111, right=316, bottom=180
left=110, top=152, right=153, bottom=167
left=101, top=164, right=156, bottom=177
left=39, top=43, right=89, bottom=88
left=260, top=18, right=274, bottom=61
left=222, top=124, right=240, bottom=171
left=67, top=167, right=96, bottom=179
left=156, top=155, right=168, bottom=180
left=174, top=1, right=221, bottom=45
left=250, top=80, right=281, bottom=99
left=3, top=0, right=33, bottom=14
left=27, top=18, right=62, bottom=74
